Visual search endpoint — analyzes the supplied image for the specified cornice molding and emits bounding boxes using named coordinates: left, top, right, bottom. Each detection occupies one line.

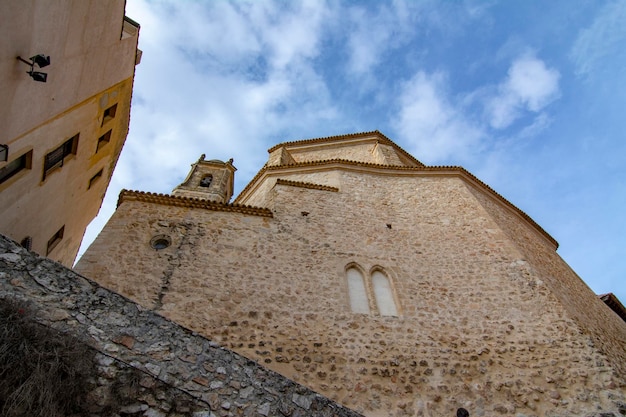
left=117, top=190, right=273, bottom=217
left=275, top=178, right=339, bottom=192
left=267, top=130, right=424, bottom=167
left=234, top=159, right=558, bottom=249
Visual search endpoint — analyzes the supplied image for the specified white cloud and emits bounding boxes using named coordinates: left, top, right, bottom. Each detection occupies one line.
left=122, top=0, right=339, bottom=180
left=486, top=54, right=560, bottom=129
left=570, top=0, right=626, bottom=77
left=345, top=4, right=405, bottom=75
left=393, top=71, right=484, bottom=163
left=257, top=0, right=332, bottom=70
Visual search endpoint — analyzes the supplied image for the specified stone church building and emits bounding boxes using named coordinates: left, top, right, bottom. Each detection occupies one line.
left=76, top=131, right=626, bottom=416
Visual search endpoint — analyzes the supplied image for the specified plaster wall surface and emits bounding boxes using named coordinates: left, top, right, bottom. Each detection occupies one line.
left=76, top=168, right=626, bottom=417
left=0, top=0, right=137, bottom=142
left=0, top=0, right=139, bottom=265
left=0, top=78, right=133, bottom=264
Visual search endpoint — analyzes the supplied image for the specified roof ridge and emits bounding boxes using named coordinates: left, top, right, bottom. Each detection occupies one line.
left=266, top=131, right=424, bottom=167
left=275, top=178, right=339, bottom=192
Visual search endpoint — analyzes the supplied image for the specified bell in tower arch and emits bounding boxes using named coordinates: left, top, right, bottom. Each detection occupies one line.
left=171, top=155, right=236, bottom=203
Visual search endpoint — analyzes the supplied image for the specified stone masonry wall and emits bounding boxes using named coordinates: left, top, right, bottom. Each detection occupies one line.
left=76, top=169, right=626, bottom=417
left=466, top=181, right=626, bottom=380
left=0, top=235, right=363, bottom=417
left=288, top=142, right=380, bottom=164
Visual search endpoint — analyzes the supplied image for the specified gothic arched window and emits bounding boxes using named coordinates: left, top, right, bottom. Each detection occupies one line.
left=371, top=269, right=398, bottom=316
left=346, top=266, right=370, bottom=314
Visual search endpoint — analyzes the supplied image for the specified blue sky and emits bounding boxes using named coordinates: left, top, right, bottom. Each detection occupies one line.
left=80, top=0, right=626, bottom=302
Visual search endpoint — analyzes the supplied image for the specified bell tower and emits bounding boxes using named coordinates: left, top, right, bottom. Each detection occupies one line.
left=171, top=155, right=236, bottom=203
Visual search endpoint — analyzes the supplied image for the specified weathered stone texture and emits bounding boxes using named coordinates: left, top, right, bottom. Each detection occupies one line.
left=0, top=235, right=363, bottom=417
left=466, top=181, right=626, bottom=380
left=288, top=141, right=381, bottom=164
left=76, top=165, right=626, bottom=417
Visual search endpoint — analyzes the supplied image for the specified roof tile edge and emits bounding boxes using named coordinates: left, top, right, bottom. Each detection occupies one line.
left=235, top=159, right=557, bottom=248
left=117, top=189, right=273, bottom=217
left=267, top=131, right=425, bottom=167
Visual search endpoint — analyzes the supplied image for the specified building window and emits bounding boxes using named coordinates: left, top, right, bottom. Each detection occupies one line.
left=371, top=269, right=398, bottom=316
left=200, top=174, right=213, bottom=187
left=20, top=236, right=32, bottom=251
left=346, top=265, right=370, bottom=314
left=43, top=134, right=79, bottom=180
left=101, top=104, right=117, bottom=126
left=0, top=150, right=32, bottom=184
left=88, top=169, right=103, bottom=189
left=150, top=235, right=171, bottom=250
left=345, top=264, right=399, bottom=316
left=96, top=130, right=112, bottom=153
left=46, top=226, right=64, bottom=255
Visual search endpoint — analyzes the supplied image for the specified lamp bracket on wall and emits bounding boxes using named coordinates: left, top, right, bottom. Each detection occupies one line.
left=16, top=54, right=51, bottom=83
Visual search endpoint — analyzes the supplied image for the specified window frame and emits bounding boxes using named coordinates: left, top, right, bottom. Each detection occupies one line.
left=88, top=169, right=104, bottom=189
left=43, top=134, right=79, bottom=180
left=46, top=226, right=65, bottom=255
left=96, top=130, right=112, bottom=153
left=101, top=104, right=118, bottom=126
left=0, top=150, right=32, bottom=185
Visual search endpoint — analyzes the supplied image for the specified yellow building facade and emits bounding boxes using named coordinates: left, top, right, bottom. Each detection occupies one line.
left=0, top=0, right=140, bottom=265
left=77, top=131, right=626, bottom=417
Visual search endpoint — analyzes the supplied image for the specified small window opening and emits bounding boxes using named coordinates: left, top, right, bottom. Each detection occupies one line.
left=0, top=150, right=32, bottom=184
left=20, top=236, right=32, bottom=251
left=43, top=134, right=79, bottom=180
left=150, top=235, right=171, bottom=250
left=46, top=226, right=65, bottom=255
left=96, top=130, right=112, bottom=153
left=200, top=174, right=212, bottom=187
left=101, top=104, right=118, bottom=126
left=88, top=169, right=104, bottom=189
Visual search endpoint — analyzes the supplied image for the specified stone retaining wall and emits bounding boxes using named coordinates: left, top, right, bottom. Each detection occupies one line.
left=0, top=234, right=363, bottom=417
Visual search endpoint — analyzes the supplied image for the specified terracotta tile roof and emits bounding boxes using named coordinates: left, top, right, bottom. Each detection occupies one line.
left=117, top=190, right=273, bottom=217
left=599, top=293, right=626, bottom=323
left=267, top=130, right=425, bottom=167
left=275, top=179, right=339, bottom=192
left=234, top=159, right=558, bottom=248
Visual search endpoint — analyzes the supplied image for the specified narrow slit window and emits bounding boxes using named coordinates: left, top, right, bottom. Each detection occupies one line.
left=0, top=150, right=32, bottom=184
left=347, top=267, right=370, bottom=314
left=88, top=169, right=104, bottom=189
left=46, top=226, right=65, bottom=255
left=43, top=134, right=79, bottom=180
left=96, top=130, right=112, bottom=153
left=371, top=270, right=398, bottom=316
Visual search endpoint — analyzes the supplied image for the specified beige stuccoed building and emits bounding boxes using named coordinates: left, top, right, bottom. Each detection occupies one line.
left=76, top=131, right=626, bottom=416
left=0, top=0, right=140, bottom=266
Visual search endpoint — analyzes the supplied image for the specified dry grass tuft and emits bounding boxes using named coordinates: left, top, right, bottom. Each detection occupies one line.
left=0, top=298, right=95, bottom=417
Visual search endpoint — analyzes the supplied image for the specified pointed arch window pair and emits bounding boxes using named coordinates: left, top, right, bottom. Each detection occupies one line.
left=346, top=264, right=398, bottom=316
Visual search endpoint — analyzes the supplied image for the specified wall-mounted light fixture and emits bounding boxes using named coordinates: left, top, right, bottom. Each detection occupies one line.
left=16, top=54, right=50, bottom=83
